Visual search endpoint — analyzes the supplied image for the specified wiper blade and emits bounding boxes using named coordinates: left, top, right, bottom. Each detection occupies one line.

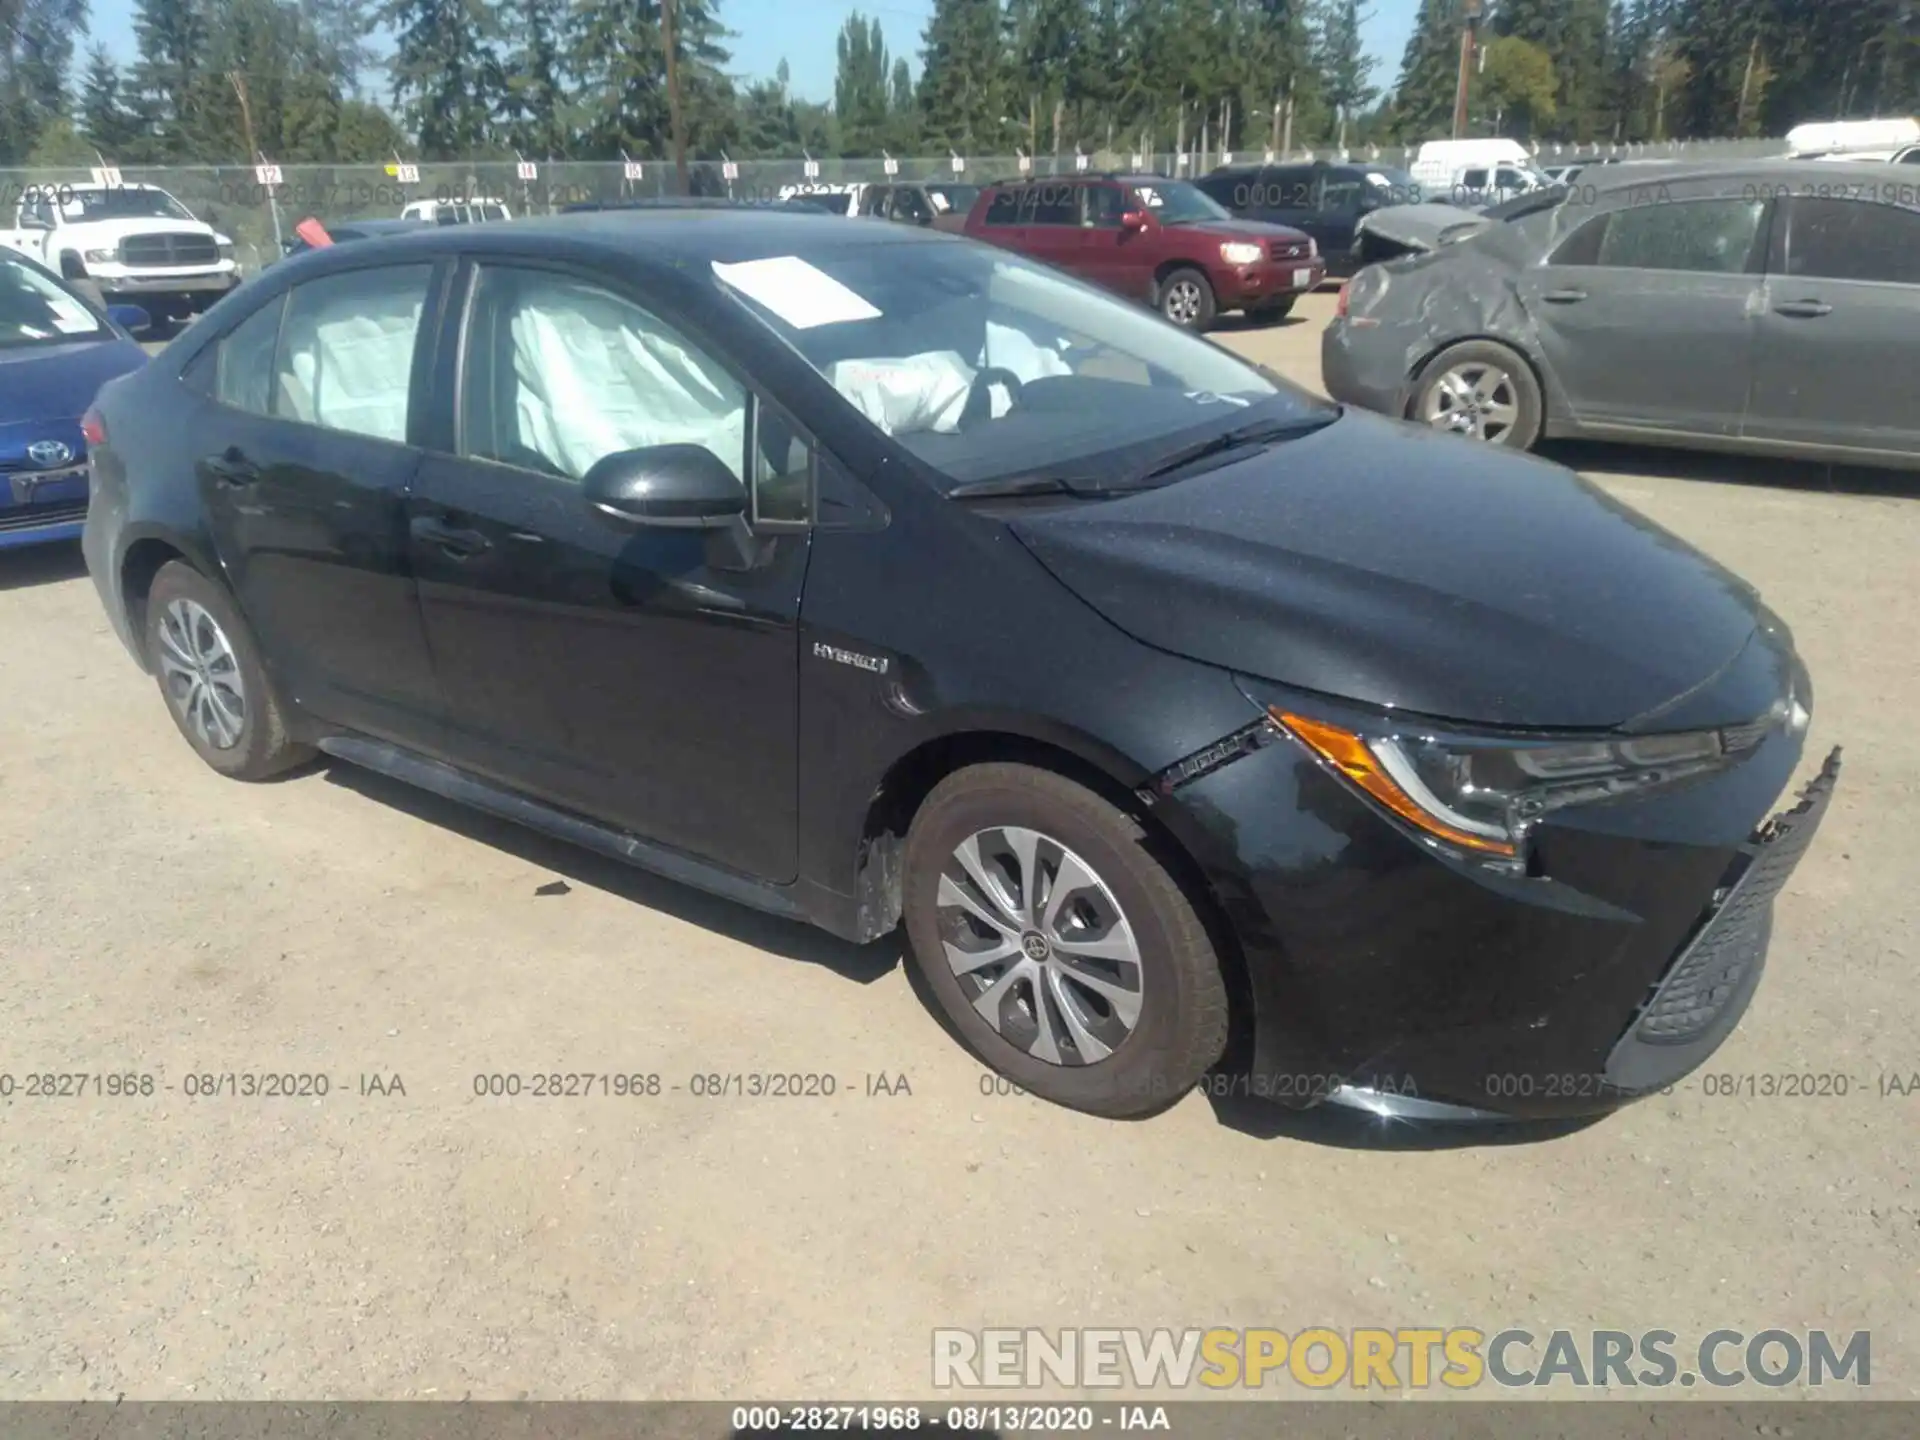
left=946, top=474, right=1080, bottom=500
left=1118, top=415, right=1337, bottom=489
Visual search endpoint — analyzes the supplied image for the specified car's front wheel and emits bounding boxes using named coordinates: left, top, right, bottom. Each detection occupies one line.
left=144, top=561, right=310, bottom=780
left=902, top=763, right=1229, bottom=1118
left=1156, top=267, right=1217, bottom=331
left=1412, top=339, right=1543, bottom=449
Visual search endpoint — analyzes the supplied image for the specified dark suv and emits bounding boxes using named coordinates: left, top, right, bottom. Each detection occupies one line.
left=1196, top=161, right=1422, bottom=277
left=962, top=174, right=1323, bottom=329
left=856, top=181, right=980, bottom=233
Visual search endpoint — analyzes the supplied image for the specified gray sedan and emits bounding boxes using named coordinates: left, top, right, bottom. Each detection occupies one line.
left=1324, top=161, right=1920, bottom=470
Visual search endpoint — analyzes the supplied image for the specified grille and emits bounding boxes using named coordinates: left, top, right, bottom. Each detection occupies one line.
left=0, top=499, right=87, bottom=533
left=1269, top=240, right=1310, bottom=261
left=1634, top=751, right=1838, bottom=1043
left=118, top=232, right=220, bottom=268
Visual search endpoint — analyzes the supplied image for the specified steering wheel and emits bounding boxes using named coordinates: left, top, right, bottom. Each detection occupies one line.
left=960, top=366, right=1025, bottom=429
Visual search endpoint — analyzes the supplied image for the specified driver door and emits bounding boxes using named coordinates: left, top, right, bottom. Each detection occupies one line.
left=406, top=260, right=812, bottom=881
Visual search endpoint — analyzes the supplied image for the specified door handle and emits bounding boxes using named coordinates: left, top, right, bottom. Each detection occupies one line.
left=1542, top=288, right=1589, bottom=304
left=409, top=514, right=492, bottom=558
left=1773, top=299, right=1834, bottom=319
left=203, top=449, right=261, bottom=487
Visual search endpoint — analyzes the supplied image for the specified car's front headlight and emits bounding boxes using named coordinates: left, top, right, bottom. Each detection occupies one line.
left=1307, top=237, right=1319, bottom=259
left=83, top=247, right=117, bottom=264
left=1220, top=241, right=1264, bottom=266
left=1271, top=706, right=1787, bottom=864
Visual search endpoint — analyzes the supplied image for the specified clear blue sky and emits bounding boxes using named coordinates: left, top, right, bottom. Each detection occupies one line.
left=86, top=0, right=1419, bottom=108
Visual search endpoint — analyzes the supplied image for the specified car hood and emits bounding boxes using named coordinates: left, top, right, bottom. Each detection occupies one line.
left=1355, top=202, right=1490, bottom=252
left=1009, top=409, right=1772, bottom=731
left=1177, top=217, right=1313, bottom=244
left=0, top=338, right=148, bottom=452
left=49, top=217, right=216, bottom=242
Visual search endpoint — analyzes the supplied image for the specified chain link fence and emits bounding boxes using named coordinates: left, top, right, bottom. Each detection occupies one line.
left=3, top=137, right=1789, bottom=273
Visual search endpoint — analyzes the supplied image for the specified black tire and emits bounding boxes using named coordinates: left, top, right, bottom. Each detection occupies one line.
left=1248, top=295, right=1297, bottom=325
left=1410, top=339, right=1544, bottom=451
left=1156, top=266, right=1217, bottom=331
left=143, top=560, right=311, bottom=781
left=903, top=763, right=1229, bottom=1119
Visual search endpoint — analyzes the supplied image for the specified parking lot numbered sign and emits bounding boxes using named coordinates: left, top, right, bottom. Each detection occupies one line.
left=951, top=155, right=966, bottom=173
left=254, top=163, right=283, bottom=187
left=722, top=161, right=739, bottom=180
left=394, top=163, right=421, bottom=184
left=1074, top=153, right=1089, bottom=172
left=803, top=159, right=820, bottom=178
left=1017, top=153, right=1031, bottom=173
left=517, top=161, right=538, bottom=180
left=883, top=156, right=899, bottom=176
left=90, top=166, right=124, bottom=187
left=623, top=160, right=644, bottom=180
left=1130, top=153, right=1145, bottom=169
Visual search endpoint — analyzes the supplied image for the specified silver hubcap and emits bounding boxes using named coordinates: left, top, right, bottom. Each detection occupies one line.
left=936, top=827, right=1145, bottom=1067
left=1164, top=280, right=1204, bottom=325
left=156, top=598, right=247, bottom=750
left=1421, top=361, right=1522, bottom=443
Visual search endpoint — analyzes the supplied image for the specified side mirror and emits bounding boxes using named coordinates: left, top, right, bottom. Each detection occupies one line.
left=582, top=443, right=746, bottom=528
left=1120, top=210, right=1150, bottom=232
left=107, top=304, right=152, bottom=336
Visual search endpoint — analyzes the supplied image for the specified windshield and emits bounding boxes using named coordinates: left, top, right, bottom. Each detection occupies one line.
left=1365, top=167, right=1421, bottom=202
left=925, top=184, right=979, bottom=215
left=61, top=188, right=196, bottom=222
left=1129, top=180, right=1230, bottom=224
left=0, top=254, right=108, bottom=347
left=712, top=240, right=1332, bottom=490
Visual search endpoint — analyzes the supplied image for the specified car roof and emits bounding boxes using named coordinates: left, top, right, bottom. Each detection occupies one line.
left=276, top=205, right=951, bottom=278
left=1574, top=157, right=1919, bottom=199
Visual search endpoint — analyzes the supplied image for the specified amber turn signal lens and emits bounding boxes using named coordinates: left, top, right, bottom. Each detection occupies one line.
left=1270, top=709, right=1518, bottom=857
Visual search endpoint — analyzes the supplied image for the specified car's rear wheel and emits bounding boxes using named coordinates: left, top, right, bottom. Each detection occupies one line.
left=144, top=561, right=310, bottom=781
left=1413, top=340, right=1543, bottom=449
left=1156, top=267, right=1217, bottom=331
left=902, top=763, right=1229, bottom=1118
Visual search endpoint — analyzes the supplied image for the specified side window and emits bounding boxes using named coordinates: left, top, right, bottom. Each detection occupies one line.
left=457, top=265, right=750, bottom=494
left=211, top=292, right=286, bottom=415
left=1260, top=166, right=1313, bottom=208
left=895, top=188, right=933, bottom=225
left=983, top=189, right=1022, bottom=226
left=1595, top=198, right=1766, bottom=274
left=1028, top=183, right=1077, bottom=226
left=1494, top=167, right=1525, bottom=192
left=1319, top=174, right=1365, bottom=213
left=275, top=264, right=432, bottom=442
left=861, top=185, right=889, bottom=217
left=1459, top=168, right=1490, bottom=193
left=1782, top=198, right=1920, bottom=285
left=1549, top=212, right=1609, bottom=266
left=1080, top=184, right=1124, bottom=228
left=1901, top=148, right=1920, bottom=165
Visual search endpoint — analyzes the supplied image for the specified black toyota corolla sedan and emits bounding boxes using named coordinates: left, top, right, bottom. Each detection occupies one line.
left=81, top=209, right=1838, bottom=1122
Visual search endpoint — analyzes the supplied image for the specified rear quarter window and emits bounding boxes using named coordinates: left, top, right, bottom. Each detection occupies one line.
left=1781, top=198, right=1920, bottom=285
left=982, top=189, right=1023, bottom=227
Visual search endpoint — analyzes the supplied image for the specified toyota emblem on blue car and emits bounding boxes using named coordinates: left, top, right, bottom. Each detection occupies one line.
left=26, top=440, right=74, bottom=468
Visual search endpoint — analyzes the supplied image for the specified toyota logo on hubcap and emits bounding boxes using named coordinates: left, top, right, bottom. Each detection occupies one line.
left=26, top=440, right=73, bottom=468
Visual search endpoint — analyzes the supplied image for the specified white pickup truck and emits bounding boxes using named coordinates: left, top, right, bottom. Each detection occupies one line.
left=0, top=182, right=241, bottom=320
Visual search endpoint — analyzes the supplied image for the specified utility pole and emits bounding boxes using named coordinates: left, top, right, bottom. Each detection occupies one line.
left=662, top=0, right=690, bottom=195
left=227, top=71, right=282, bottom=254
left=1452, top=0, right=1485, bottom=140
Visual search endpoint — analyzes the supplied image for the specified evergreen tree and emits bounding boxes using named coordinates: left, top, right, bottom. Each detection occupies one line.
left=834, top=13, right=890, bottom=154
left=918, top=0, right=1009, bottom=152
left=501, top=0, right=570, bottom=157
left=381, top=0, right=503, bottom=157
left=1316, top=0, right=1378, bottom=149
left=79, top=43, right=136, bottom=156
left=568, top=0, right=731, bottom=159
left=128, top=0, right=212, bottom=158
left=1395, top=0, right=1469, bottom=140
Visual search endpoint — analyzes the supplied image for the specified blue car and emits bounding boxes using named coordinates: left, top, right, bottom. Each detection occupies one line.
left=1, top=249, right=151, bottom=550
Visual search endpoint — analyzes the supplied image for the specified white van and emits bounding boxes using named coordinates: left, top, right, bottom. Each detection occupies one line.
left=1410, top=139, right=1551, bottom=207
left=1785, top=117, right=1920, bottom=159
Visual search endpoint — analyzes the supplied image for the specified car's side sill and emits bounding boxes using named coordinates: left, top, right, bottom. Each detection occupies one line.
left=1555, top=419, right=1920, bottom=471
left=317, top=735, right=809, bottom=924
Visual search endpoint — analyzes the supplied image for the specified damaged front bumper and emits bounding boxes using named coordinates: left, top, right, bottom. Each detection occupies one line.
left=1148, top=699, right=1838, bottom=1121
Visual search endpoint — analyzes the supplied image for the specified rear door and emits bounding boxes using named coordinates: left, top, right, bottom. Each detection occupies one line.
left=1516, top=195, right=1771, bottom=437
left=1067, top=182, right=1133, bottom=292
left=1017, top=182, right=1084, bottom=276
left=403, top=259, right=811, bottom=880
left=1744, top=195, right=1920, bottom=458
left=1310, top=168, right=1371, bottom=259
left=192, top=262, right=446, bottom=744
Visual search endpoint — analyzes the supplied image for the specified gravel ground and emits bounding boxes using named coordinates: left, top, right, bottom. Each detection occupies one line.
left=2, top=291, right=1913, bottom=1401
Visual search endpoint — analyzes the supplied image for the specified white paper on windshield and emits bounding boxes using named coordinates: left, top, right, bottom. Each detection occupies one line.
left=1136, top=186, right=1166, bottom=208
left=712, top=256, right=881, bottom=330
left=1366, top=171, right=1391, bottom=186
